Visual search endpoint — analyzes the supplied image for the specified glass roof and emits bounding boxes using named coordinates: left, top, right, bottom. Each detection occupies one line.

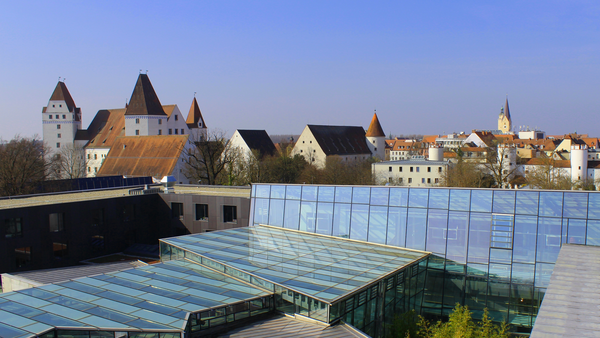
left=0, top=260, right=269, bottom=338
left=162, top=225, right=429, bottom=303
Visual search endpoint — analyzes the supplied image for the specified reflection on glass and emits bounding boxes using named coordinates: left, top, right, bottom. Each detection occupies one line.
left=513, top=215, right=537, bottom=263
left=493, top=190, right=515, bottom=214
left=335, top=187, right=352, bottom=203
left=426, top=209, right=448, bottom=255
left=387, top=207, right=407, bottom=247
left=566, top=219, right=586, bottom=244
left=447, top=211, right=469, bottom=263
left=588, top=193, right=600, bottom=219
left=316, top=202, right=334, bottom=235
left=268, top=199, right=285, bottom=226
left=255, top=185, right=270, bottom=198
left=370, top=187, right=389, bottom=206
left=536, top=217, right=561, bottom=263
left=428, top=189, right=449, bottom=209
left=299, top=201, right=317, bottom=232
left=587, top=220, right=600, bottom=245
left=471, top=190, right=493, bottom=212
left=270, top=185, right=286, bottom=199
left=318, top=186, right=335, bottom=202
left=535, top=263, right=554, bottom=288
left=539, top=192, right=563, bottom=217
left=368, top=206, right=388, bottom=244
left=284, top=200, right=300, bottom=230
left=406, top=208, right=427, bottom=250
left=563, top=192, right=587, bottom=219
left=449, top=190, right=470, bottom=211
left=301, top=186, right=318, bottom=201
left=467, top=213, right=491, bottom=263
left=409, top=189, right=429, bottom=208
left=332, top=204, right=351, bottom=238
left=253, top=198, right=269, bottom=225
left=286, top=185, right=302, bottom=200
left=511, top=263, right=535, bottom=284
left=350, top=204, right=369, bottom=241
left=516, top=191, right=539, bottom=215
left=389, top=188, right=409, bottom=207
left=353, top=187, right=370, bottom=204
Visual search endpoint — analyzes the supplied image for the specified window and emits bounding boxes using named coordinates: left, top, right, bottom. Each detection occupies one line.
left=399, top=167, right=402, bottom=172
left=49, top=213, right=64, bottom=232
left=56, top=142, right=60, bottom=148
left=57, top=125, right=61, bottom=129
left=172, top=203, right=184, bottom=220
left=49, top=115, right=52, bottom=119
left=158, top=119, right=163, bottom=125
left=181, top=129, right=184, bottom=134
left=135, top=130, right=140, bottom=135
left=122, top=204, right=135, bottom=221
left=94, top=154, right=97, bottom=160
left=158, top=129, right=162, bottom=135
left=389, top=166, right=392, bottom=172
left=91, top=235, right=105, bottom=251
left=491, top=214, right=514, bottom=249
left=223, top=205, right=237, bottom=223
left=175, top=129, right=178, bottom=134
left=87, top=154, right=90, bottom=159
left=374, top=147, right=377, bottom=151
left=5, top=218, right=22, bottom=238
left=135, top=118, right=140, bottom=124
left=174, top=115, right=178, bottom=121
left=438, top=167, right=442, bottom=173
left=57, top=133, right=61, bottom=138
left=94, top=167, right=97, bottom=172
left=53, top=242, right=68, bottom=258
left=196, top=204, right=208, bottom=221
left=169, top=129, right=172, bottom=135
left=88, top=167, right=91, bottom=172
left=91, top=208, right=104, bottom=227
left=435, top=178, right=439, bottom=183
left=421, top=178, right=425, bottom=183
left=427, top=167, right=431, bottom=172
left=427, top=178, right=431, bottom=184
left=52, top=105, right=55, bottom=108
left=62, top=115, right=66, bottom=119
left=55, top=115, right=59, bottom=119
left=410, top=167, right=413, bottom=172
left=408, top=178, right=412, bottom=183
left=399, top=178, right=403, bottom=183
left=15, top=247, right=31, bottom=268
left=416, top=167, right=420, bottom=172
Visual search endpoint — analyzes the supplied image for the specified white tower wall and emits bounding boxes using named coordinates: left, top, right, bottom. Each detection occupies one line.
left=43, top=100, right=81, bottom=157
left=366, top=136, right=386, bottom=160
left=428, top=145, right=444, bottom=161
left=571, top=145, right=588, bottom=182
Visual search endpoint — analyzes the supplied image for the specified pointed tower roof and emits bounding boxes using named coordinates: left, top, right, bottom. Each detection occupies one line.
left=186, top=97, right=207, bottom=129
left=49, top=81, right=76, bottom=112
left=125, top=74, right=166, bottom=116
left=366, top=112, right=385, bottom=137
left=504, top=97, right=511, bottom=121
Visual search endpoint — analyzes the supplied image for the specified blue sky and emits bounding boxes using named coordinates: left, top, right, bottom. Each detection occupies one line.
left=1, top=1, right=599, bottom=139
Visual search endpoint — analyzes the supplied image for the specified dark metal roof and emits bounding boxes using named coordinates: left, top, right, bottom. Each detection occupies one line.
left=308, top=125, right=371, bottom=156
left=236, top=130, right=276, bottom=157
left=365, top=113, right=385, bottom=137
left=125, top=74, right=167, bottom=116
left=504, top=97, right=511, bottom=121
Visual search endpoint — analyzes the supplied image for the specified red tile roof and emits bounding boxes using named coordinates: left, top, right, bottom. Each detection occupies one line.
left=365, top=113, right=385, bottom=137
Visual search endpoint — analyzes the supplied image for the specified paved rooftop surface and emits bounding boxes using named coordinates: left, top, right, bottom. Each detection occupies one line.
left=218, top=315, right=368, bottom=338
left=0, top=185, right=250, bottom=209
left=531, top=244, right=600, bottom=337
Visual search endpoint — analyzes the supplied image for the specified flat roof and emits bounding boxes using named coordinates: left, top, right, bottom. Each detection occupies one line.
left=531, top=244, right=600, bottom=337
left=0, top=185, right=250, bottom=210
left=0, top=260, right=269, bottom=337
left=162, top=225, right=429, bottom=303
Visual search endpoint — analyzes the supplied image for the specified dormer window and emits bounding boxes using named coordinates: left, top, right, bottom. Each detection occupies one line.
left=199, top=122, right=202, bottom=127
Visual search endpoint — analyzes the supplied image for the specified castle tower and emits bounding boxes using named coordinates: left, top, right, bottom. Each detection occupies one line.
left=497, top=144, right=517, bottom=188
left=498, top=97, right=512, bottom=134
left=185, top=96, right=207, bottom=141
left=571, top=144, right=588, bottom=182
left=366, top=112, right=386, bottom=160
left=124, top=74, right=168, bottom=136
left=42, top=81, right=82, bottom=157
left=428, top=145, right=444, bottom=161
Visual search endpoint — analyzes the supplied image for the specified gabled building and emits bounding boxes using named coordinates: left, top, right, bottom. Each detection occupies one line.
left=42, top=81, right=82, bottom=157
left=227, top=129, right=276, bottom=161
left=123, top=74, right=168, bottom=137
left=292, top=125, right=372, bottom=168
left=185, top=97, right=207, bottom=141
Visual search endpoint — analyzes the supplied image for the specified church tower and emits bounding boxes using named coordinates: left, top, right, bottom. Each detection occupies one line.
left=366, top=112, right=386, bottom=160
left=498, top=97, right=512, bottom=134
left=124, top=74, right=168, bottom=136
left=42, top=81, right=82, bottom=157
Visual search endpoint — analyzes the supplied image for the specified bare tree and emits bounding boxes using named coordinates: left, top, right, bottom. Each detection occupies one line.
left=183, top=129, right=238, bottom=185
left=49, top=144, right=88, bottom=179
left=0, top=135, right=49, bottom=196
left=482, top=144, right=520, bottom=188
left=440, top=160, right=493, bottom=188
left=525, top=155, right=573, bottom=190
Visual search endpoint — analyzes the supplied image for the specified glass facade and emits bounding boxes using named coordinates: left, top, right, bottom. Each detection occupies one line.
left=250, top=184, right=600, bottom=329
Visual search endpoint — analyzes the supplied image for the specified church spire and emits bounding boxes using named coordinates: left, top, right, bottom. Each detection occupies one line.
left=504, top=96, right=511, bottom=121
left=366, top=112, right=385, bottom=137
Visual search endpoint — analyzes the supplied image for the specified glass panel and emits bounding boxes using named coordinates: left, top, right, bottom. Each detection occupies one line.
left=563, top=192, right=587, bottom=219
left=539, top=192, right=563, bottom=217
left=370, top=187, right=389, bottom=206
left=566, top=219, right=586, bottom=244
left=513, top=215, right=538, bottom=263
left=536, top=217, right=562, bottom=263
left=286, top=185, right=301, bottom=200
left=253, top=198, right=269, bottom=225
left=270, top=185, right=286, bottom=199
left=335, top=186, right=352, bottom=203
left=493, top=190, right=516, bottom=214
left=332, top=204, right=351, bottom=238
left=426, top=209, right=448, bottom=255
left=471, top=190, right=493, bottom=212
left=368, top=206, right=388, bottom=244
left=352, top=187, right=370, bottom=204
left=516, top=191, right=539, bottom=215
left=511, top=263, right=535, bottom=284
left=534, top=263, right=554, bottom=288
left=315, top=202, right=334, bottom=235
left=386, top=207, right=407, bottom=247
left=467, top=212, right=491, bottom=264
left=283, top=200, right=300, bottom=230
left=406, top=208, right=427, bottom=250
left=587, top=220, right=600, bottom=246
left=408, top=189, right=428, bottom=208
left=428, top=189, right=449, bottom=209
left=489, top=248, right=512, bottom=264
left=255, top=185, right=270, bottom=198
left=299, top=202, right=317, bottom=232
left=449, top=190, right=470, bottom=211
left=268, top=199, right=285, bottom=226
left=350, top=204, right=369, bottom=241
left=447, top=211, right=469, bottom=264
left=489, top=263, right=511, bottom=281
left=389, top=188, right=408, bottom=207
left=318, top=186, right=335, bottom=202
left=588, top=193, right=600, bottom=219
left=301, top=186, right=318, bottom=201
